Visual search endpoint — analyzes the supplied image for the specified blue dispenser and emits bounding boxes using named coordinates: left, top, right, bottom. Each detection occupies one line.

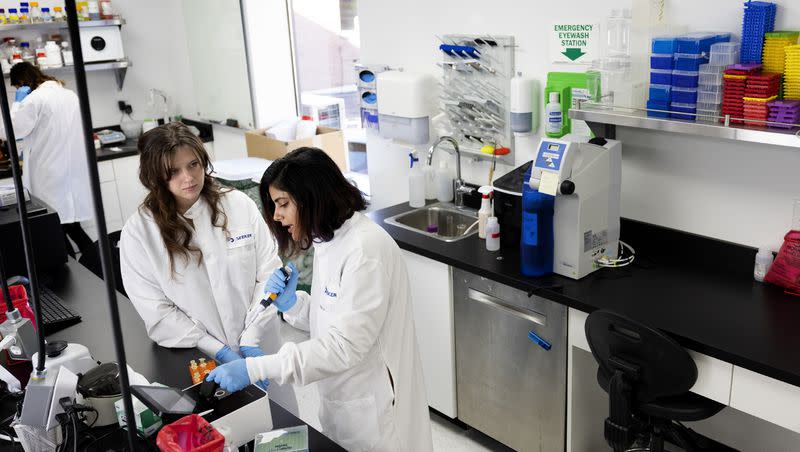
left=520, top=166, right=555, bottom=276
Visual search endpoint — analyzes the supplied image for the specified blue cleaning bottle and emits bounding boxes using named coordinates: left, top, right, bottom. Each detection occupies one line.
left=520, top=167, right=554, bottom=277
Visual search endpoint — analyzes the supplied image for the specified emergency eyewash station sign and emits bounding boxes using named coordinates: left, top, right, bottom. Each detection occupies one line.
left=550, top=22, right=600, bottom=64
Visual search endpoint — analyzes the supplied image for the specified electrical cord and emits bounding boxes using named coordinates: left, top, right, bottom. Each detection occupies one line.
left=595, top=240, right=636, bottom=268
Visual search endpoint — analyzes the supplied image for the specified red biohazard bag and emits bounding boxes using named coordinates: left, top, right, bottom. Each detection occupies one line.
left=765, top=230, right=800, bottom=296
left=156, top=414, right=225, bottom=452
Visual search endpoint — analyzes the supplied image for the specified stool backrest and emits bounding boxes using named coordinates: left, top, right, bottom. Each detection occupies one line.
left=585, top=310, right=697, bottom=401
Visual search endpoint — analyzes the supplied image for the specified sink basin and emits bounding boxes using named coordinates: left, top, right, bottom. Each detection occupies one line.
left=384, top=203, right=479, bottom=242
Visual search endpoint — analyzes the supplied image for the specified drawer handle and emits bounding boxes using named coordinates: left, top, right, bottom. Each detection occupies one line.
left=528, top=330, right=552, bottom=351
left=467, top=288, right=546, bottom=327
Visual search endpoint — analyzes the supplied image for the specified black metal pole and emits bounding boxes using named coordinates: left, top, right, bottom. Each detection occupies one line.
left=63, top=1, right=137, bottom=449
left=0, top=54, right=46, bottom=373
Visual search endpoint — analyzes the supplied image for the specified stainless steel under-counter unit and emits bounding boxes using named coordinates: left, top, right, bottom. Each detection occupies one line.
left=453, top=268, right=567, bottom=452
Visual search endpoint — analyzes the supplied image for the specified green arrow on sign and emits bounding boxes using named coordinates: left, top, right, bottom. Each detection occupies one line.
left=562, top=48, right=586, bottom=61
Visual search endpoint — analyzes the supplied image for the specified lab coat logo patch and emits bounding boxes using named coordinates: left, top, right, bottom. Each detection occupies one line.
left=227, top=231, right=254, bottom=249
left=324, top=286, right=338, bottom=298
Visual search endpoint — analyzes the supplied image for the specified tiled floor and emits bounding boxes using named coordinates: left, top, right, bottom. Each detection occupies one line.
left=277, top=321, right=510, bottom=451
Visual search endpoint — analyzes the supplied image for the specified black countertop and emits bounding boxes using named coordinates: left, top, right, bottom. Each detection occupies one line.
left=95, top=137, right=139, bottom=162
left=369, top=202, right=800, bottom=389
left=5, top=260, right=344, bottom=451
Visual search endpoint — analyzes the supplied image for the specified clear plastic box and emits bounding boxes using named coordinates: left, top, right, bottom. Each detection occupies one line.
left=709, top=42, right=740, bottom=66
left=699, top=71, right=723, bottom=86
left=698, top=83, right=724, bottom=94
left=697, top=101, right=721, bottom=112
left=698, top=90, right=724, bottom=104
left=697, top=109, right=719, bottom=121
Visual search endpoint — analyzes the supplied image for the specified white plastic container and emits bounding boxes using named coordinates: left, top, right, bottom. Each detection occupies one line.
left=376, top=70, right=435, bottom=145
left=478, top=186, right=492, bottom=239
left=423, top=163, right=436, bottom=200
left=485, top=217, right=500, bottom=251
left=408, top=151, right=425, bottom=208
left=754, top=248, right=774, bottom=282
left=510, top=73, right=539, bottom=133
left=545, top=92, right=562, bottom=135
left=436, top=161, right=453, bottom=203
left=295, top=115, right=316, bottom=140
left=61, top=41, right=73, bottom=66
left=44, top=41, right=62, bottom=68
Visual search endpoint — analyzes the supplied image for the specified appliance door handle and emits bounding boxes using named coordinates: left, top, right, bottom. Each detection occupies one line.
left=467, top=288, right=547, bottom=327
left=528, top=330, right=552, bottom=351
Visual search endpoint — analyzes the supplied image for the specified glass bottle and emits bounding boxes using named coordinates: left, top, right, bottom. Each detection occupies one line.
left=29, top=2, right=41, bottom=23
left=0, top=9, right=6, bottom=25
left=99, top=0, right=113, bottom=19
left=20, top=42, right=34, bottom=65
left=41, top=7, right=51, bottom=22
left=53, top=6, right=64, bottom=21
left=19, top=7, right=29, bottom=23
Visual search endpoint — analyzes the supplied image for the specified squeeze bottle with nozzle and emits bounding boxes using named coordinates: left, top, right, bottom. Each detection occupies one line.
left=478, top=186, right=493, bottom=239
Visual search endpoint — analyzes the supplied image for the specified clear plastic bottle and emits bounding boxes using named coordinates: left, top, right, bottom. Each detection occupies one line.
left=754, top=248, right=774, bottom=282
left=20, top=42, right=34, bottom=65
left=478, top=186, right=492, bottom=239
left=29, top=2, right=41, bottom=23
left=61, top=41, right=73, bottom=66
left=408, top=151, right=425, bottom=208
left=606, top=8, right=632, bottom=57
left=436, top=161, right=453, bottom=203
left=485, top=217, right=500, bottom=251
left=53, top=6, right=64, bottom=21
left=41, top=7, right=51, bottom=22
left=423, top=162, right=436, bottom=200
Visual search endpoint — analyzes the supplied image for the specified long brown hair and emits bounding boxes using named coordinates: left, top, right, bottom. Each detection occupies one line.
left=259, top=147, right=366, bottom=257
left=137, top=122, right=229, bottom=274
left=9, top=62, right=63, bottom=90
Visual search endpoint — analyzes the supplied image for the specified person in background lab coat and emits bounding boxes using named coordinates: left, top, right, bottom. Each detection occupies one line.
left=208, top=147, right=433, bottom=452
left=119, top=122, right=296, bottom=411
left=0, top=62, right=93, bottom=255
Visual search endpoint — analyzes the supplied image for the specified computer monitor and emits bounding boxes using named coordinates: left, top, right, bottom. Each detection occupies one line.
left=0, top=198, right=68, bottom=277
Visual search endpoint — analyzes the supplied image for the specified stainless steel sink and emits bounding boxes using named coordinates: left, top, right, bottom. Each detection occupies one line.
left=384, top=203, right=478, bottom=242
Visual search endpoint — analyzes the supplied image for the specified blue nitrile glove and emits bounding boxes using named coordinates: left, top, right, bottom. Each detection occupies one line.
left=239, top=346, right=270, bottom=390
left=239, top=345, right=264, bottom=358
left=264, top=262, right=299, bottom=312
left=15, top=86, right=31, bottom=102
left=206, top=359, right=251, bottom=393
left=214, top=345, right=241, bottom=364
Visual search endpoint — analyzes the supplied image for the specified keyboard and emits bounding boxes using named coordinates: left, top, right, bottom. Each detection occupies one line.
left=38, top=286, right=82, bottom=334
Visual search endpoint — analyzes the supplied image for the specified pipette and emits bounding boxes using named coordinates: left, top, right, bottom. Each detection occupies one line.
left=237, top=265, right=292, bottom=343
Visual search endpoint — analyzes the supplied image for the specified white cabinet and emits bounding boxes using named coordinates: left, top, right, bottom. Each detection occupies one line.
left=730, top=366, right=800, bottom=434
left=111, top=156, right=146, bottom=222
left=401, top=250, right=457, bottom=418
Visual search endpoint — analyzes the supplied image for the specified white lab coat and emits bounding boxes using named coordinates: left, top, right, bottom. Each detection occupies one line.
left=246, top=211, right=433, bottom=452
left=120, top=189, right=297, bottom=408
left=0, top=80, right=92, bottom=223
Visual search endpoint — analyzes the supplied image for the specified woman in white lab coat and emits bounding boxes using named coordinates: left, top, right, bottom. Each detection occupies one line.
left=208, top=147, right=433, bottom=452
left=1, top=62, right=93, bottom=255
left=119, top=122, right=296, bottom=410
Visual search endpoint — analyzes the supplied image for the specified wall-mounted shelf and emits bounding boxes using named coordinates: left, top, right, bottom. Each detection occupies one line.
left=570, top=102, right=800, bottom=149
left=3, top=59, right=131, bottom=90
left=0, top=18, right=125, bottom=32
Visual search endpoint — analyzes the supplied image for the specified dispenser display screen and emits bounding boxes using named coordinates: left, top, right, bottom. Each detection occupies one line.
left=535, top=141, right=566, bottom=171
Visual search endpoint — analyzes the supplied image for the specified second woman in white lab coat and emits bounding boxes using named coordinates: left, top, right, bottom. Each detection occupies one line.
left=0, top=62, right=93, bottom=255
left=208, top=147, right=433, bottom=452
left=119, top=122, right=296, bottom=410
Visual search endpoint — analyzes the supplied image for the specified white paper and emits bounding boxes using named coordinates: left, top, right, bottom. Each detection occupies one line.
left=539, top=171, right=559, bottom=196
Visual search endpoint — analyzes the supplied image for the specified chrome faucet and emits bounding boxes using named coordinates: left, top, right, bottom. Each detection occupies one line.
left=427, top=136, right=471, bottom=208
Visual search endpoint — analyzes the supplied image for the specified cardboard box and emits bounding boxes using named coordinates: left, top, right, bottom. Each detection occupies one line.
left=245, top=127, right=348, bottom=172
left=115, top=395, right=163, bottom=437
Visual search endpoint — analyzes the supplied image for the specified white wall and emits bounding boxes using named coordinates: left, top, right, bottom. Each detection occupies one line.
left=0, top=0, right=197, bottom=127
left=359, top=0, right=800, bottom=250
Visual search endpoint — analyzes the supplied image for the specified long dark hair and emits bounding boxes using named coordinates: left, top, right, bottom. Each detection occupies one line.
left=9, top=62, right=62, bottom=90
left=138, top=122, right=229, bottom=274
left=260, top=147, right=366, bottom=256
